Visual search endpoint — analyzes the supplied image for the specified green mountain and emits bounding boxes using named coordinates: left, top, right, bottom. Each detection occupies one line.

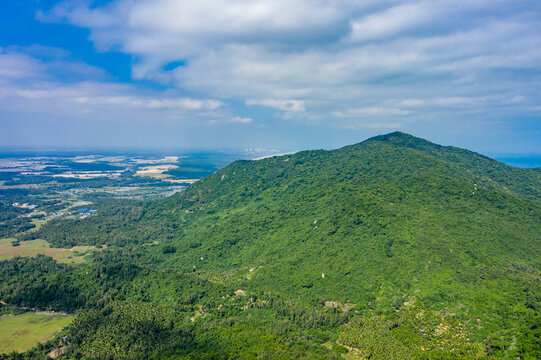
left=3, top=132, right=540, bottom=359
left=153, top=131, right=540, bottom=298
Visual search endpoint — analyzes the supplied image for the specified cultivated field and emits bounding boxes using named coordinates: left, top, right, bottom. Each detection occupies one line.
left=135, top=164, right=179, bottom=178
left=0, top=312, right=74, bottom=353
left=0, top=238, right=99, bottom=264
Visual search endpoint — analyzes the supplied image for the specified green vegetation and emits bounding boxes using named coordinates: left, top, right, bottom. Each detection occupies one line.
left=0, top=203, right=35, bottom=238
left=338, top=299, right=490, bottom=359
left=0, top=312, right=74, bottom=353
left=0, top=238, right=97, bottom=264
left=0, top=132, right=539, bottom=359
left=19, top=199, right=149, bottom=248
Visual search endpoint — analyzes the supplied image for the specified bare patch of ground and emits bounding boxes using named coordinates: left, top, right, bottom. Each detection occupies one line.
left=136, top=165, right=179, bottom=176
left=324, top=301, right=356, bottom=312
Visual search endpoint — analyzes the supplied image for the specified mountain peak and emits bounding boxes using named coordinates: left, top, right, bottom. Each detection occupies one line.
left=373, top=130, right=411, bottom=138
left=367, top=131, right=425, bottom=143
left=364, top=131, right=442, bottom=150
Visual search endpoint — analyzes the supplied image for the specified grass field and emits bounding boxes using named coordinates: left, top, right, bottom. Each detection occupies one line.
left=29, top=217, right=46, bottom=231
left=0, top=238, right=99, bottom=264
left=0, top=312, right=74, bottom=354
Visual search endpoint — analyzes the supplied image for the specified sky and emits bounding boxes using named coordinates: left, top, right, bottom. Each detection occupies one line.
left=0, top=0, right=540, bottom=155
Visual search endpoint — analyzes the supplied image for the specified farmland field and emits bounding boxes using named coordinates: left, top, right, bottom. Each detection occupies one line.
left=0, top=312, right=74, bottom=353
left=0, top=238, right=98, bottom=264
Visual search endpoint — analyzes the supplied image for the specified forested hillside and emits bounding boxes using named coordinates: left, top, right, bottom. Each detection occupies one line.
left=2, top=132, right=539, bottom=359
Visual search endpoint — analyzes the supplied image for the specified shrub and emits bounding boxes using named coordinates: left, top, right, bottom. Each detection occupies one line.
left=162, top=245, right=177, bottom=254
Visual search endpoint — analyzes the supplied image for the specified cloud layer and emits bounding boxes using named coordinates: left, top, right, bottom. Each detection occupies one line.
left=38, top=0, right=541, bottom=130
left=0, top=46, right=239, bottom=127
left=1, top=0, right=540, bottom=151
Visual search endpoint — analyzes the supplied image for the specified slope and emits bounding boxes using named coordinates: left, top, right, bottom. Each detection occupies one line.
left=144, top=132, right=540, bottom=354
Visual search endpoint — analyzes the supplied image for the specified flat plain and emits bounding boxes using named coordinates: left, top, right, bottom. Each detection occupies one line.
left=0, top=312, right=74, bottom=353
left=0, top=238, right=97, bottom=264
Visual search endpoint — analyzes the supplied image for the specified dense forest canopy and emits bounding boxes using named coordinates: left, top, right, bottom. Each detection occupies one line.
left=1, top=132, right=539, bottom=359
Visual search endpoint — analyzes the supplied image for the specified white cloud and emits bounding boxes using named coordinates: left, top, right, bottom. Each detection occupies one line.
left=0, top=50, right=45, bottom=79
left=246, top=99, right=305, bottom=112
left=21, top=0, right=541, bottom=131
left=396, top=97, right=487, bottom=108
left=70, top=95, right=223, bottom=111
left=3, top=80, right=227, bottom=118
left=0, top=46, right=108, bottom=81
left=0, top=48, right=233, bottom=126
left=334, top=107, right=411, bottom=117
left=145, top=98, right=223, bottom=110
left=230, top=116, right=253, bottom=123
left=349, top=2, right=437, bottom=42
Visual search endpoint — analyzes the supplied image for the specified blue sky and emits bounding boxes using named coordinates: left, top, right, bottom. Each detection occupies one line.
left=1, top=0, right=540, bottom=155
